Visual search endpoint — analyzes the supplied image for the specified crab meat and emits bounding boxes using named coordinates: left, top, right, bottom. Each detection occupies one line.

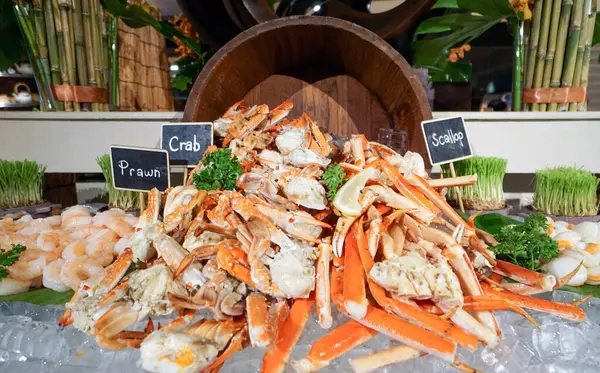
left=283, top=177, right=327, bottom=210
left=370, top=253, right=463, bottom=305
left=284, top=148, right=331, bottom=168
left=139, top=331, right=220, bottom=373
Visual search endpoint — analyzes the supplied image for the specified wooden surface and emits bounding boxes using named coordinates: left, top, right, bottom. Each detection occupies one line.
left=184, top=16, right=432, bottom=163
left=242, top=74, right=391, bottom=139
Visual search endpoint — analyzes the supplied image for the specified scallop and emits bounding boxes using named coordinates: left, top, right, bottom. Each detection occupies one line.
left=585, top=265, right=600, bottom=285
left=546, top=256, right=587, bottom=286
left=553, top=230, right=582, bottom=249
left=572, top=222, right=599, bottom=243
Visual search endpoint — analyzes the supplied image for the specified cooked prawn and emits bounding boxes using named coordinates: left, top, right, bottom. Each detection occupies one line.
left=7, top=249, right=51, bottom=281
left=0, top=277, right=32, bottom=296
left=62, top=240, right=87, bottom=262
left=60, top=256, right=106, bottom=290
left=43, top=259, right=71, bottom=292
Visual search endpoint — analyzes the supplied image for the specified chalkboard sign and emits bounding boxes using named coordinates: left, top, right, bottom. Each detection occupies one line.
left=421, top=117, right=473, bottom=166
left=161, top=123, right=213, bottom=167
left=110, top=146, right=170, bottom=192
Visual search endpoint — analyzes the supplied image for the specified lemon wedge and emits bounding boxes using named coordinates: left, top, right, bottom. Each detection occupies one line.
left=333, top=167, right=378, bottom=217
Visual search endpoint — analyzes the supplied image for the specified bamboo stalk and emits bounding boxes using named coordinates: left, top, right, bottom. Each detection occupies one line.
left=569, top=0, right=591, bottom=111
left=52, top=0, right=72, bottom=111
left=525, top=0, right=544, bottom=99
left=81, top=0, right=97, bottom=111
left=556, top=0, right=584, bottom=111
left=60, top=0, right=80, bottom=111
left=513, top=21, right=525, bottom=111
left=14, top=1, right=54, bottom=111
left=109, top=15, right=119, bottom=111
left=43, top=0, right=64, bottom=110
left=72, top=0, right=90, bottom=111
left=540, top=0, right=566, bottom=111
left=548, top=0, right=574, bottom=111
left=32, top=0, right=50, bottom=81
left=532, top=0, right=554, bottom=111
left=89, top=0, right=102, bottom=111
left=100, top=3, right=109, bottom=111
left=578, top=2, right=596, bottom=111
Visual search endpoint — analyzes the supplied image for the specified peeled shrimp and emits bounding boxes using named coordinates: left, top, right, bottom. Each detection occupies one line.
left=0, top=278, right=32, bottom=296
left=37, top=230, right=68, bottom=254
left=85, top=229, right=118, bottom=265
left=7, top=249, right=50, bottom=281
left=61, top=206, right=92, bottom=228
left=62, top=240, right=87, bottom=262
left=43, top=259, right=70, bottom=292
left=68, top=225, right=103, bottom=240
left=60, top=256, right=106, bottom=290
left=17, top=218, right=52, bottom=236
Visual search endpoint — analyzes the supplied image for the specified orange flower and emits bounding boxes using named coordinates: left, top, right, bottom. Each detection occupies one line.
left=169, top=14, right=201, bottom=58
left=448, top=44, right=471, bottom=63
left=511, top=0, right=533, bottom=20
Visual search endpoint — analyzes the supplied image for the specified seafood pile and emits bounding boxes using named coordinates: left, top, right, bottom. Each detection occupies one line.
left=0, top=207, right=138, bottom=296
left=54, top=101, right=590, bottom=373
left=545, top=220, right=600, bottom=286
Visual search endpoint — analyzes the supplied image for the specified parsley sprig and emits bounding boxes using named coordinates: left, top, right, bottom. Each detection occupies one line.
left=0, top=244, right=26, bottom=281
left=192, top=149, right=243, bottom=191
left=491, top=213, right=558, bottom=271
left=322, top=164, right=347, bottom=201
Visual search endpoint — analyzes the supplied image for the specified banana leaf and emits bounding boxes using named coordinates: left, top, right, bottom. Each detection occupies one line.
left=0, top=288, right=74, bottom=306
left=413, top=0, right=519, bottom=82
left=561, top=284, right=600, bottom=298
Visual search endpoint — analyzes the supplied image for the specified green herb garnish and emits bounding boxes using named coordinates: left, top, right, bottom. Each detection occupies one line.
left=322, top=164, right=347, bottom=201
left=491, top=213, right=558, bottom=271
left=192, top=149, right=243, bottom=191
left=0, top=244, right=27, bottom=281
left=532, top=166, right=599, bottom=217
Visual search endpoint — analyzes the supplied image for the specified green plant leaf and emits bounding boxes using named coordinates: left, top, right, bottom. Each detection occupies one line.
left=102, top=0, right=202, bottom=56
left=593, top=16, right=600, bottom=47
left=0, top=288, right=74, bottom=306
left=171, top=74, right=193, bottom=91
left=412, top=0, right=518, bottom=82
left=429, top=61, right=472, bottom=82
left=0, top=0, right=26, bottom=70
left=561, top=284, right=600, bottom=298
left=432, top=0, right=459, bottom=9
left=471, top=213, right=522, bottom=235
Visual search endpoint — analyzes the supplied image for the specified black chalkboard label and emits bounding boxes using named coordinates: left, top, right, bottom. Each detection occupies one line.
left=421, top=117, right=473, bottom=166
left=110, top=145, right=171, bottom=192
left=161, top=123, right=213, bottom=167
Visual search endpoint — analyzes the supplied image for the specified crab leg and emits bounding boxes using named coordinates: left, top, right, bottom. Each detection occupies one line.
left=261, top=298, right=315, bottom=373
left=353, top=222, right=479, bottom=351
left=404, top=172, right=472, bottom=232
left=305, top=113, right=330, bottom=156
left=365, top=207, right=383, bottom=258
left=369, top=160, right=438, bottom=214
left=482, top=283, right=586, bottom=322
left=332, top=216, right=357, bottom=257
left=216, top=247, right=256, bottom=288
left=247, top=217, right=274, bottom=294
left=463, top=295, right=539, bottom=328
left=95, top=302, right=140, bottom=338
left=291, top=321, right=378, bottom=373
left=349, top=345, right=425, bottom=373
left=266, top=101, right=293, bottom=127
left=247, top=293, right=271, bottom=347
left=316, top=240, right=333, bottom=329
left=269, top=299, right=290, bottom=345
left=349, top=135, right=367, bottom=168
left=492, top=260, right=556, bottom=291
left=201, top=326, right=249, bottom=373
left=468, top=235, right=496, bottom=266
left=420, top=225, right=502, bottom=341
left=428, top=175, right=478, bottom=188
left=343, top=220, right=368, bottom=319
left=167, top=292, right=211, bottom=310
left=174, top=244, right=219, bottom=279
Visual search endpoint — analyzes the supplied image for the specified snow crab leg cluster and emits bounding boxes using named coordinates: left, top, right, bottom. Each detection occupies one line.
left=57, top=100, right=590, bottom=373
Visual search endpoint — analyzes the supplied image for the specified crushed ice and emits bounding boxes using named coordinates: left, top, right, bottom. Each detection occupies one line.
left=0, top=292, right=599, bottom=373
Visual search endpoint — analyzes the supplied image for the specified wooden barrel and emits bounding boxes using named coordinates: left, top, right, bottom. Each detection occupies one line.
left=184, top=16, right=432, bottom=165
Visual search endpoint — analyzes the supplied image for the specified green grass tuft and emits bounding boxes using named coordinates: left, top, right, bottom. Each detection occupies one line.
left=532, top=166, right=599, bottom=217
left=96, top=154, right=139, bottom=211
left=441, top=157, right=507, bottom=209
left=0, top=160, right=46, bottom=208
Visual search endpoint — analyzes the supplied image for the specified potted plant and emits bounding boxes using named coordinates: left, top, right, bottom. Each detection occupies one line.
left=0, top=159, right=56, bottom=217
left=441, top=156, right=510, bottom=215
left=96, top=154, right=139, bottom=213
left=531, top=166, right=600, bottom=223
